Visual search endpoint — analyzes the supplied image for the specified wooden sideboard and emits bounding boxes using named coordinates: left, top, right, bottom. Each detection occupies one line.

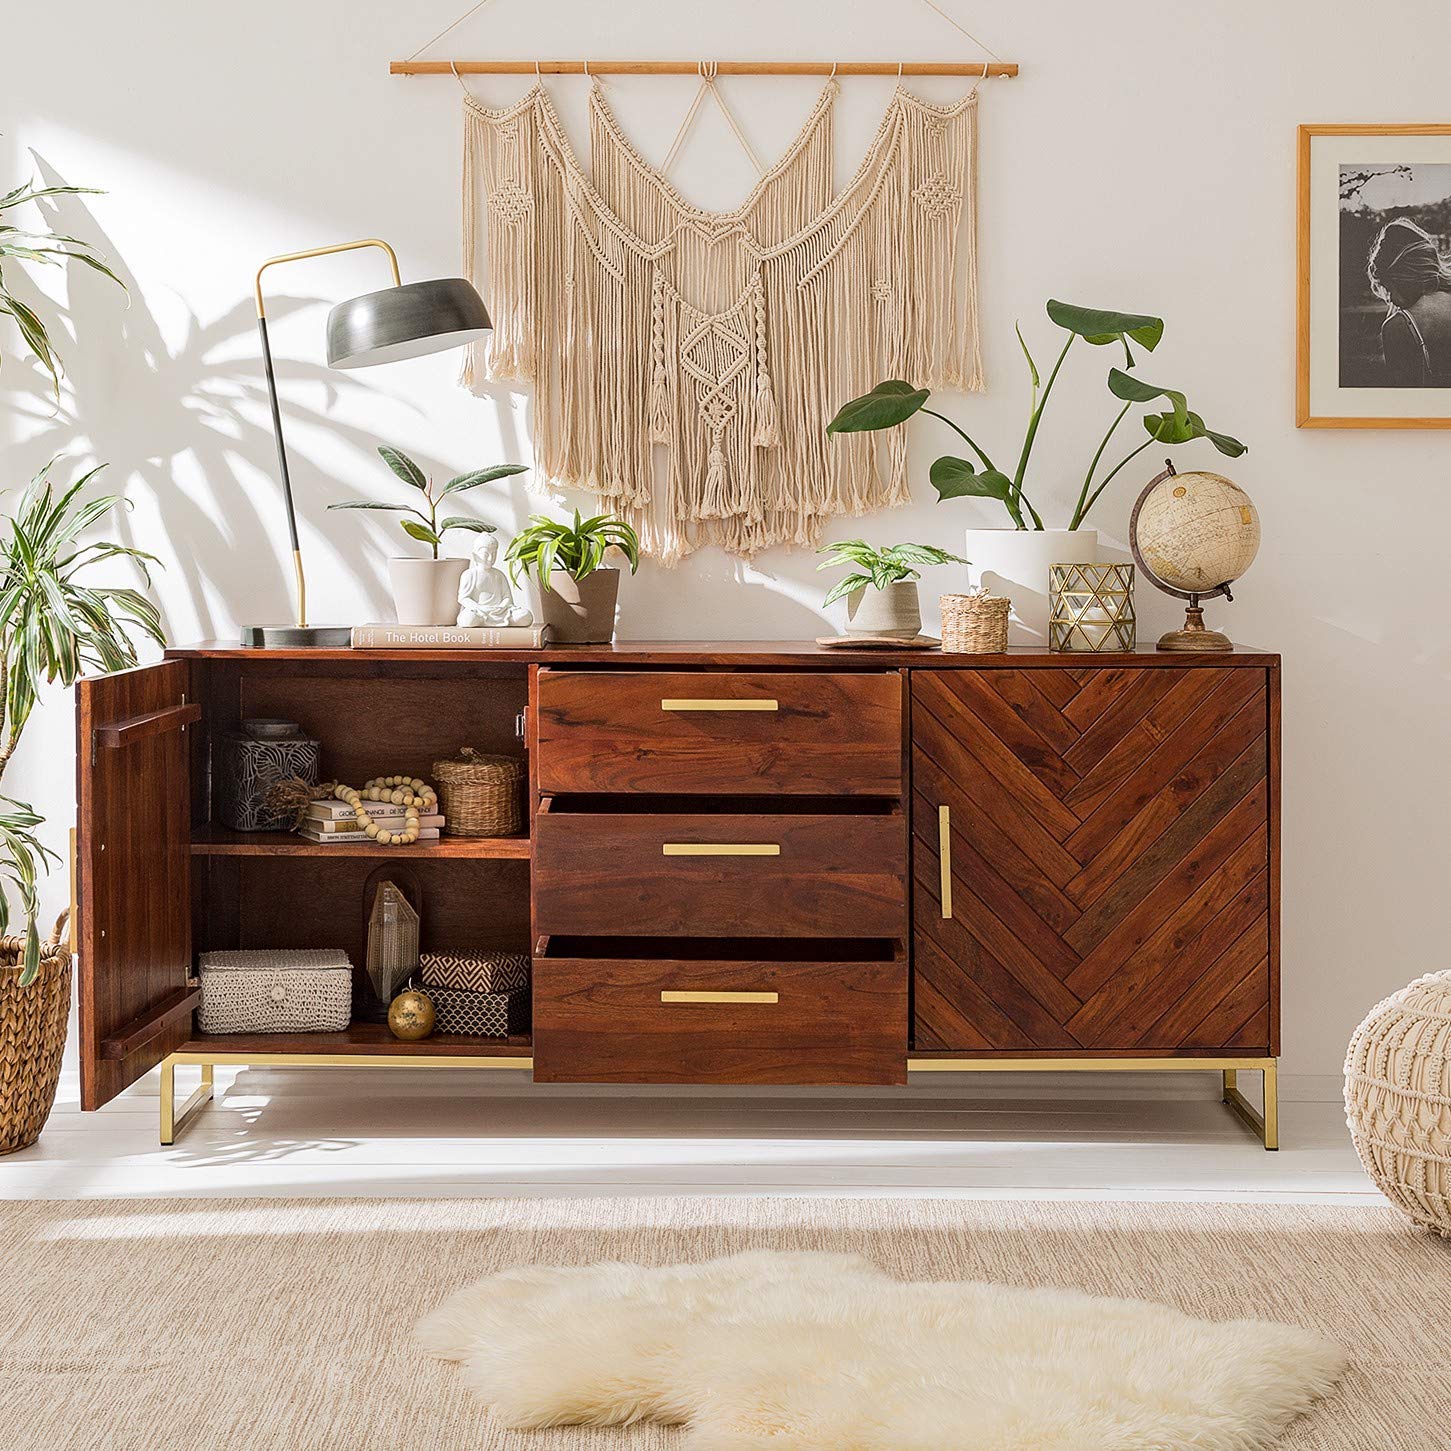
left=74, top=642, right=1280, bottom=1146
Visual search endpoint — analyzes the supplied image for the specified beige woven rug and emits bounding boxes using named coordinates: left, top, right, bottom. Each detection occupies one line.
left=2, top=1197, right=1446, bottom=1450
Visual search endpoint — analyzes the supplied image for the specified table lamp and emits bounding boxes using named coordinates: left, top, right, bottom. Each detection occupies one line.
left=243, top=238, right=492, bottom=647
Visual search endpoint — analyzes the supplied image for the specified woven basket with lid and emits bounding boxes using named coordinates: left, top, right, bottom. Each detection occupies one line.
left=1, top=913, right=71, bottom=1156
left=940, top=592, right=1010, bottom=653
left=432, top=748, right=525, bottom=837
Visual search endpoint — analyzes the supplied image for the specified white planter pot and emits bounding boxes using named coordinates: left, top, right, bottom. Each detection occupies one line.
left=845, top=580, right=922, bottom=639
left=388, top=556, right=469, bottom=626
left=965, top=528, right=1098, bottom=646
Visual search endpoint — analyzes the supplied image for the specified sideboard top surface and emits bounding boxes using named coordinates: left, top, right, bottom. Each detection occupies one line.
left=166, top=640, right=1279, bottom=668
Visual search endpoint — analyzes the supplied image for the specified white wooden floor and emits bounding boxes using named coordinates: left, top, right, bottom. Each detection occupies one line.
left=0, top=1061, right=1377, bottom=1204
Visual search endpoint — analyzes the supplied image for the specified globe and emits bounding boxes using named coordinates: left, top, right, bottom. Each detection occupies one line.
left=1133, top=470, right=1260, bottom=596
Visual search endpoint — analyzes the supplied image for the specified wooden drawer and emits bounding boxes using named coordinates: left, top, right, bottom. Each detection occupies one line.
left=533, top=808, right=907, bottom=938
left=535, top=669, right=901, bottom=795
left=532, top=948, right=907, bottom=1084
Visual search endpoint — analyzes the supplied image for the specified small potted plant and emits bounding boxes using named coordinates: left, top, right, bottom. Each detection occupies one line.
left=828, top=300, right=1246, bottom=642
left=817, top=539, right=966, bottom=639
left=329, top=446, right=527, bottom=626
left=505, top=510, right=640, bottom=643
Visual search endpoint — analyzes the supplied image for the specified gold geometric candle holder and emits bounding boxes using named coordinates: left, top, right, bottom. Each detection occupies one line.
left=1048, top=563, right=1136, bottom=652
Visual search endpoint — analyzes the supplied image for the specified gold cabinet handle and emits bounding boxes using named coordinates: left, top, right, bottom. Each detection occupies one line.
left=660, top=990, right=779, bottom=1004
left=661, top=698, right=778, bottom=712
left=662, top=843, right=780, bottom=856
left=938, top=804, right=952, bottom=920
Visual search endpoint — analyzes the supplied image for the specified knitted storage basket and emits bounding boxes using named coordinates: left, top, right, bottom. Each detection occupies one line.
left=0, top=914, right=71, bottom=1156
left=433, top=749, right=525, bottom=837
left=1344, top=969, right=1451, bottom=1237
left=940, top=592, right=1010, bottom=653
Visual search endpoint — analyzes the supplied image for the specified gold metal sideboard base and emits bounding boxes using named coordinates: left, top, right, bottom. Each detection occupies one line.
left=158, top=1051, right=535, bottom=1145
left=906, top=1055, right=1280, bottom=1150
left=159, top=1052, right=1277, bottom=1149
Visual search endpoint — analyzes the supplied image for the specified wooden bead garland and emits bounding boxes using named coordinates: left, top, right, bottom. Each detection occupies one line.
left=333, top=776, right=438, bottom=846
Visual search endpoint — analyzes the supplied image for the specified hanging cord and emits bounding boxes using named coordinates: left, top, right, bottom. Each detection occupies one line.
left=912, top=0, right=1005, bottom=64
left=405, top=0, right=501, bottom=63
left=660, top=61, right=764, bottom=178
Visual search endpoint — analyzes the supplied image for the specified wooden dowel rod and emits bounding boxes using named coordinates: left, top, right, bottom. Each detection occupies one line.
left=391, top=60, right=1018, bottom=78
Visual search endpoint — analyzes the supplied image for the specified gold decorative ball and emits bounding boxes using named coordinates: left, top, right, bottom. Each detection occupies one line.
left=388, top=988, right=436, bottom=1040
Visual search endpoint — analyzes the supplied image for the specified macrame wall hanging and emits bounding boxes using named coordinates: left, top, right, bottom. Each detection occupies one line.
left=392, top=4, right=1020, bottom=561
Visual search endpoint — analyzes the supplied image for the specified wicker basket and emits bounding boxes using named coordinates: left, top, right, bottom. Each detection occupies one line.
left=940, top=592, right=1010, bottom=653
left=433, top=748, right=525, bottom=837
left=0, top=914, right=71, bottom=1156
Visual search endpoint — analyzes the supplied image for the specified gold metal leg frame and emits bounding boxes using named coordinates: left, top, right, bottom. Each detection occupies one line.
left=906, top=1056, right=1280, bottom=1150
left=158, top=1052, right=535, bottom=1145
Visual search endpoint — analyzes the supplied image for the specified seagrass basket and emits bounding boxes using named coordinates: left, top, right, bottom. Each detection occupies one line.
left=940, top=592, right=1010, bottom=653
left=0, top=913, right=72, bottom=1156
left=432, top=748, right=525, bottom=837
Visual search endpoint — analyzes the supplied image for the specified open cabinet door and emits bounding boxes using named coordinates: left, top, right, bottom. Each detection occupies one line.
left=76, top=660, right=200, bottom=1110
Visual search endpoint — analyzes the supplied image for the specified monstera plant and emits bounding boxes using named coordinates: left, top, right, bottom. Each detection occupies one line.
left=827, top=300, right=1247, bottom=531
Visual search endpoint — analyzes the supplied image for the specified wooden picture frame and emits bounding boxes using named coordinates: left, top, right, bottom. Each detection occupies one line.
left=1297, top=123, right=1451, bottom=429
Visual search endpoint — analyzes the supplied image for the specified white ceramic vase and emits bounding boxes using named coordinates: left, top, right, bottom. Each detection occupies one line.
left=845, top=580, right=922, bottom=639
left=965, top=528, right=1098, bottom=646
left=388, top=557, right=469, bottom=627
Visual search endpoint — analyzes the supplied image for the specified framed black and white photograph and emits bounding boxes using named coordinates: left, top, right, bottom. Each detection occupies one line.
left=1298, top=123, right=1451, bottom=428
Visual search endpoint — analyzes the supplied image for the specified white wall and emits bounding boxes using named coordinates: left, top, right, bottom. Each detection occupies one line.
left=5, top=1, right=1449, bottom=1090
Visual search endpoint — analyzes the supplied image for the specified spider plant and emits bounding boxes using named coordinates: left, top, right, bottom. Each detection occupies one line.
left=816, top=540, right=966, bottom=608
left=0, top=460, right=164, bottom=982
left=328, top=445, right=528, bottom=558
left=504, top=510, right=641, bottom=587
left=0, top=174, right=125, bottom=397
left=827, top=300, right=1246, bottom=530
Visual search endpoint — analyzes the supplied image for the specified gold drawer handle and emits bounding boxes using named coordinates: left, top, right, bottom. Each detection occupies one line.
left=939, top=804, right=952, bottom=920
left=661, top=698, right=778, bottom=712
left=662, top=843, right=780, bottom=857
left=661, top=990, right=779, bottom=1004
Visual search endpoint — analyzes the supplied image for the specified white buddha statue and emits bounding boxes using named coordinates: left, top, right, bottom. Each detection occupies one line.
left=456, top=534, right=533, bottom=628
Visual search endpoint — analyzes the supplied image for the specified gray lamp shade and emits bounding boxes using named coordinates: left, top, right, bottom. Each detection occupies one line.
left=325, top=277, right=491, bottom=369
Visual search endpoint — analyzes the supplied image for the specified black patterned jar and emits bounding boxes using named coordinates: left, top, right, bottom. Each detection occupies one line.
left=215, top=720, right=321, bottom=832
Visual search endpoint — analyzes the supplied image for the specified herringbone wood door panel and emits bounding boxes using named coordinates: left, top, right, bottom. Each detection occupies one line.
left=912, top=667, right=1272, bottom=1054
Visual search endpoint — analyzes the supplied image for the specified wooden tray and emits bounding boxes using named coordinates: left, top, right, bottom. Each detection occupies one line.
left=815, top=635, right=941, bottom=650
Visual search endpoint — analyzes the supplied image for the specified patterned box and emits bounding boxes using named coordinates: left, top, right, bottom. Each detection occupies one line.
left=430, top=985, right=529, bottom=1038
left=419, top=950, right=530, bottom=995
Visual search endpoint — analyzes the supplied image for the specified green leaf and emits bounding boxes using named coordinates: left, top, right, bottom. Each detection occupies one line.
left=1046, top=299, right=1164, bottom=352
left=400, top=519, right=441, bottom=546
left=325, top=500, right=413, bottom=512
left=1108, top=369, right=1188, bottom=436
left=377, top=445, right=427, bottom=490
left=886, top=542, right=967, bottom=568
left=1015, top=322, right=1040, bottom=388
left=1142, top=408, right=1248, bottom=457
left=437, top=517, right=497, bottom=534
left=441, top=463, right=529, bottom=496
left=826, top=380, right=931, bottom=434
left=929, top=456, right=1014, bottom=502
left=822, top=572, right=873, bottom=608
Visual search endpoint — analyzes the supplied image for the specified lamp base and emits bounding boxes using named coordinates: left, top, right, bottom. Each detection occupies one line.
left=1156, top=604, right=1232, bottom=652
left=241, top=624, right=353, bottom=649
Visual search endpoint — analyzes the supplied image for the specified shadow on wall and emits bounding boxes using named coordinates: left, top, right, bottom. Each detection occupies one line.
left=1, top=156, right=520, bottom=639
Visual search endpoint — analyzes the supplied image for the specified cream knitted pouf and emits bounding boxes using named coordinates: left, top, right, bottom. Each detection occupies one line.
left=1344, top=970, right=1451, bottom=1236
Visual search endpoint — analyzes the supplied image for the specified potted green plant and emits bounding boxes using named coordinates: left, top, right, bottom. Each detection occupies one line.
left=828, top=300, right=1246, bottom=642
left=505, top=510, right=641, bottom=643
left=329, top=445, right=528, bottom=626
left=817, top=540, right=966, bottom=639
left=0, top=462, right=163, bottom=1154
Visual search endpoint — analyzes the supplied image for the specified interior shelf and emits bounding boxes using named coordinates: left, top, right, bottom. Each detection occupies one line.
left=179, top=1023, right=532, bottom=1057
left=190, top=825, right=532, bottom=860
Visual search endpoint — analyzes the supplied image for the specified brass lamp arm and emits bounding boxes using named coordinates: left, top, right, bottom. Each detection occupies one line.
left=253, top=238, right=402, bottom=319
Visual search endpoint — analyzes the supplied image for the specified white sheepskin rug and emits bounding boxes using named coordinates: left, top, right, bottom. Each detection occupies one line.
left=417, top=1250, right=1346, bottom=1449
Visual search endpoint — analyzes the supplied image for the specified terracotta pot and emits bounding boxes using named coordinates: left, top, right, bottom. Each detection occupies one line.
left=538, top=568, right=620, bottom=643
left=388, top=557, right=469, bottom=626
left=0, top=918, right=71, bottom=1156
left=844, top=580, right=922, bottom=639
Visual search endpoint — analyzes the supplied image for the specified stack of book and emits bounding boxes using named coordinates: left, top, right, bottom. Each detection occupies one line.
left=297, top=798, right=446, bottom=844
left=350, top=623, right=550, bottom=649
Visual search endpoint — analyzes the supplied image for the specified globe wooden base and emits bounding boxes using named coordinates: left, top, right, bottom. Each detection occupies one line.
left=1157, top=604, right=1233, bottom=652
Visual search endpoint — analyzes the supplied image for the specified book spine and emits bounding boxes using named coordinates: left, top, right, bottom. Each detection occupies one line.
left=298, top=828, right=442, bottom=844
left=351, top=625, right=548, bottom=649
left=309, top=814, right=444, bottom=833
